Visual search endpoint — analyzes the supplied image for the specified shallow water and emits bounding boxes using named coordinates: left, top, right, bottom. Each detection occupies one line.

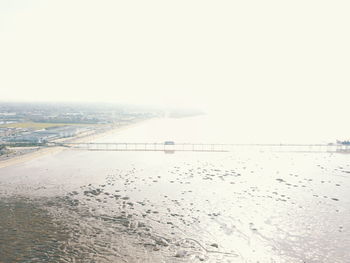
left=0, top=116, right=350, bottom=262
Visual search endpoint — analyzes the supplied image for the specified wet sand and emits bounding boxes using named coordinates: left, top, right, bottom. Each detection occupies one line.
left=1, top=118, right=350, bottom=262
left=1, top=148, right=349, bottom=262
left=0, top=146, right=64, bottom=170
left=0, top=197, right=70, bottom=263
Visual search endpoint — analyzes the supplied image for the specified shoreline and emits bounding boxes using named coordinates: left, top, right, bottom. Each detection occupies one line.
left=0, top=118, right=152, bottom=169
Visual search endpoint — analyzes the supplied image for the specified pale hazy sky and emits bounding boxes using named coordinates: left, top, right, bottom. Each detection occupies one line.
left=0, top=0, right=349, bottom=132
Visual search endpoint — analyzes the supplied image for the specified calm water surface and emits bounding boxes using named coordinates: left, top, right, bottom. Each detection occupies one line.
left=0, top=115, right=349, bottom=262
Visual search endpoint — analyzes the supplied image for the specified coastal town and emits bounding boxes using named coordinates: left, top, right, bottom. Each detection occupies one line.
left=0, top=102, right=161, bottom=160
left=0, top=102, right=205, bottom=162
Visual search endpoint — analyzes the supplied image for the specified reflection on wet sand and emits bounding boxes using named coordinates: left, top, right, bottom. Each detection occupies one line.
left=1, top=148, right=350, bottom=262
left=0, top=117, right=349, bottom=263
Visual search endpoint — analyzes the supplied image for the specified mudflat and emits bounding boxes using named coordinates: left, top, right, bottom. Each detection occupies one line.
left=1, top=147, right=349, bottom=262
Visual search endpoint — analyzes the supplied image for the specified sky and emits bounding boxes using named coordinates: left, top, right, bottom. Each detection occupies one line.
left=0, top=0, right=349, bottom=138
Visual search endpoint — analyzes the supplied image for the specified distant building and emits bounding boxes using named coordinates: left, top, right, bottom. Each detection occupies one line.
left=4, top=126, right=90, bottom=143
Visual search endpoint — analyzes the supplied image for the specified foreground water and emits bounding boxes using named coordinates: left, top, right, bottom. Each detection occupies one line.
left=0, top=116, right=349, bottom=262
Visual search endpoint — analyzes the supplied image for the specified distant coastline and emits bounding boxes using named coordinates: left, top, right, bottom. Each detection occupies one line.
left=0, top=118, right=152, bottom=169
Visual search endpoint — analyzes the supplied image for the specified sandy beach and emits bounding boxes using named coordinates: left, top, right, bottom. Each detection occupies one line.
left=0, top=119, right=151, bottom=169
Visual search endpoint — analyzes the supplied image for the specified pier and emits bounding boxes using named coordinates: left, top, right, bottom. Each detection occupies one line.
left=53, top=142, right=350, bottom=153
